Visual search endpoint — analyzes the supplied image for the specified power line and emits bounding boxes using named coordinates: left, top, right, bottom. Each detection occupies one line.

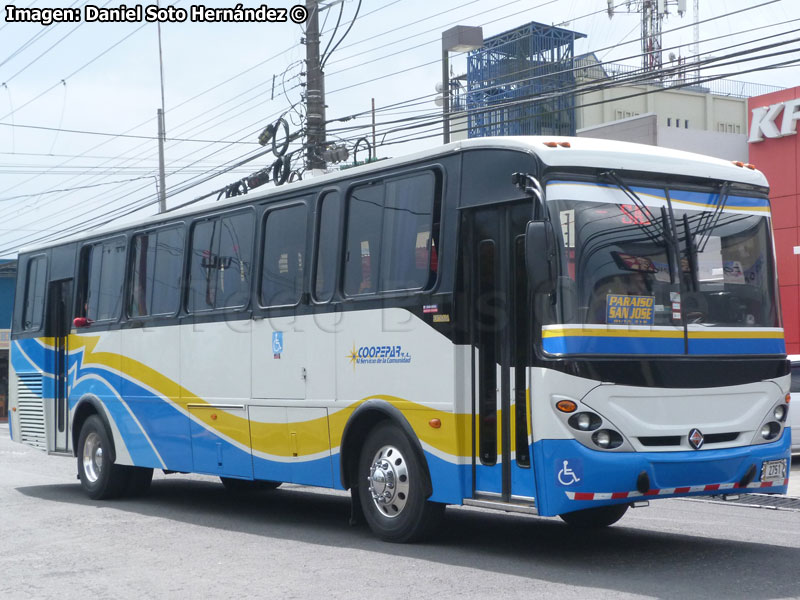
left=0, top=120, right=263, bottom=144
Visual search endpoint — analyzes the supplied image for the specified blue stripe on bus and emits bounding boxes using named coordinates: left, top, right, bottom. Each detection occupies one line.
left=688, top=337, right=785, bottom=355
left=425, top=451, right=470, bottom=503
left=543, top=335, right=685, bottom=355
left=69, top=370, right=165, bottom=469
left=546, top=181, right=769, bottom=212
left=544, top=335, right=784, bottom=356
left=669, top=189, right=770, bottom=211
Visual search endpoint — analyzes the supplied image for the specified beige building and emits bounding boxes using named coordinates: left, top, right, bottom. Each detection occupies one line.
left=573, top=55, right=780, bottom=161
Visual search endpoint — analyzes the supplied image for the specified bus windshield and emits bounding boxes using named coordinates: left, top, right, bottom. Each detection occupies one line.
left=543, top=179, right=781, bottom=355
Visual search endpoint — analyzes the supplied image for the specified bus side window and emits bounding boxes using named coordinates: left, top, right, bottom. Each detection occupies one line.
left=343, top=171, right=439, bottom=297
left=381, top=172, right=437, bottom=292
left=78, top=238, right=126, bottom=322
left=129, top=226, right=184, bottom=318
left=187, top=212, right=254, bottom=312
left=261, top=204, right=307, bottom=307
left=313, top=192, right=341, bottom=302
left=22, top=255, right=47, bottom=331
left=344, top=184, right=383, bottom=296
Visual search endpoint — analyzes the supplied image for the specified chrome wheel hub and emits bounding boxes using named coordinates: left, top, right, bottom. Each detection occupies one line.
left=82, top=432, right=104, bottom=484
left=367, top=445, right=409, bottom=518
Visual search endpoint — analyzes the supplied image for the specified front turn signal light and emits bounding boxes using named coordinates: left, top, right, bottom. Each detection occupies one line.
left=556, top=400, right=577, bottom=413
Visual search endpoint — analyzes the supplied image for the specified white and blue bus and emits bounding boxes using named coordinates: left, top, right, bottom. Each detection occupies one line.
left=8, top=137, right=791, bottom=542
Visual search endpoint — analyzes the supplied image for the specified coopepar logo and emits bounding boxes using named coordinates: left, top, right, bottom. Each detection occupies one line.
left=347, top=343, right=412, bottom=368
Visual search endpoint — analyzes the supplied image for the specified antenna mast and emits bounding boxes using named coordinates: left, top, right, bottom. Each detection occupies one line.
left=608, top=0, right=687, bottom=74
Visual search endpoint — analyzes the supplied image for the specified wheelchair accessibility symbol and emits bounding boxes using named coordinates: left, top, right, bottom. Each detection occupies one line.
left=556, top=459, right=583, bottom=486
left=272, top=332, right=284, bottom=357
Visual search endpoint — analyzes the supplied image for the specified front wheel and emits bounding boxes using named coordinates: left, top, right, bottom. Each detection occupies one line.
left=357, top=422, right=444, bottom=543
left=559, top=504, right=628, bottom=528
left=77, top=415, right=131, bottom=500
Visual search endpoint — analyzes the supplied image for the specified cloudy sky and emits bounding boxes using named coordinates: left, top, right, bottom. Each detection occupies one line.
left=0, top=0, right=797, bottom=257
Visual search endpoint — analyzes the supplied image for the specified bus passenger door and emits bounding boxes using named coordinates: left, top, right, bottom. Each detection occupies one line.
left=45, top=279, right=72, bottom=454
left=466, top=203, right=536, bottom=504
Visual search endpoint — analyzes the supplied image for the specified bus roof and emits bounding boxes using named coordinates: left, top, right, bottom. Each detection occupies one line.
left=19, top=136, right=768, bottom=254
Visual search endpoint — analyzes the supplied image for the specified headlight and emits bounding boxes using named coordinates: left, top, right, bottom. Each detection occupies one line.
left=774, top=405, right=787, bottom=422
left=592, top=429, right=623, bottom=449
left=568, top=412, right=601, bottom=432
left=761, top=422, right=781, bottom=440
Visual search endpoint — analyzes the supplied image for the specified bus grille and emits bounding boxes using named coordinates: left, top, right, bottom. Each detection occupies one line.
left=16, top=373, right=47, bottom=451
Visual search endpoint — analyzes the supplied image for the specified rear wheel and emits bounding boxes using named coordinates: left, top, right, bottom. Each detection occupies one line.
left=559, top=504, right=628, bottom=528
left=357, top=422, right=444, bottom=543
left=220, top=477, right=281, bottom=492
left=77, top=415, right=131, bottom=500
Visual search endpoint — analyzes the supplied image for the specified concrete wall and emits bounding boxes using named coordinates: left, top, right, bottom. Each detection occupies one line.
left=578, top=112, right=748, bottom=161
left=575, top=80, right=748, bottom=134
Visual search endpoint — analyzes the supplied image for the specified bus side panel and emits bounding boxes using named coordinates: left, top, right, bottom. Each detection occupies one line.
left=333, top=307, right=468, bottom=504
left=118, top=325, right=192, bottom=471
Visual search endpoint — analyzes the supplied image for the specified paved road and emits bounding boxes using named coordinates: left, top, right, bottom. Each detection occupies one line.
left=2, top=424, right=799, bottom=599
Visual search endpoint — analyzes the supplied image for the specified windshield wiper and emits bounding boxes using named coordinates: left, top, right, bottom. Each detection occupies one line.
left=682, top=213, right=699, bottom=291
left=600, top=171, right=664, bottom=246
left=694, top=182, right=731, bottom=252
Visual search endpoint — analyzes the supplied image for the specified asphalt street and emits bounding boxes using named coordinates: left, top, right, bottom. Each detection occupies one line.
left=2, top=422, right=799, bottom=600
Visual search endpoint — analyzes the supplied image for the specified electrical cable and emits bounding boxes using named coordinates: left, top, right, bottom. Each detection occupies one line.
left=320, top=0, right=362, bottom=70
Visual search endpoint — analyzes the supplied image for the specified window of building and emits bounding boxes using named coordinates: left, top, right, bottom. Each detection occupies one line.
left=187, top=211, right=254, bottom=312
left=79, top=238, right=126, bottom=322
left=261, top=204, right=307, bottom=307
left=129, top=226, right=185, bottom=318
left=667, top=118, right=672, bottom=127
left=676, top=119, right=681, bottom=128
left=313, top=192, right=341, bottom=302
left=343, top=171, right=438, bottom=296
left=685, top=120, right=689, bottom=129
left=22, top=255, right=47, bottom=331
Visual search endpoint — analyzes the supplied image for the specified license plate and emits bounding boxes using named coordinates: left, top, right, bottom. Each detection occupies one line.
left=760, top=459, right=787, bottom=482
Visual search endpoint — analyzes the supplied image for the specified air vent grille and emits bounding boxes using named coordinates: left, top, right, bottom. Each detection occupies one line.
left=16, top=373, right=46, bottom=451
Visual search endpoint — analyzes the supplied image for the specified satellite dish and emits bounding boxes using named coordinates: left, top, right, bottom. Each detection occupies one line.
left=668, top=52, right=677, bottom=62
left=434, top=95, right=443, bottom=107
left=435, top=82, right=444, bottom=93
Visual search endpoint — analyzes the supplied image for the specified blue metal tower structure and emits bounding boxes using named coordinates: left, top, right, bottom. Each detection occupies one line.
left=466, top=22, right=586, bottom=138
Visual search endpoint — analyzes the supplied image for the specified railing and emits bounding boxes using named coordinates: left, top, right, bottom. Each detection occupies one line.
left=579, top=59, right=783, bottom=99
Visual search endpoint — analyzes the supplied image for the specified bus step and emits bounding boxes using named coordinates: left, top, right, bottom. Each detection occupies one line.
left=462, top=498, right=538, bottom=515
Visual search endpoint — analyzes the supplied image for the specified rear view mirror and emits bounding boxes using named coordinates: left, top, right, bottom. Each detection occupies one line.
left=525, top=220, right=556, bottom=294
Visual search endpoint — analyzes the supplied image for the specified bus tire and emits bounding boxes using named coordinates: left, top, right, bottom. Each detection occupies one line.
left=124, top=466, right=154, bottom=497
left=357, top=422, right=444, bottom=543
left=220, top=477, right=281, bottom=492
left=559, top=504, right=628, bottom=528
left=77, top=415, right=130, bottom=500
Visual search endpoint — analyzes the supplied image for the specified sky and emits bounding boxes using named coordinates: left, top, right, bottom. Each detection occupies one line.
left=0, top=0, right=798, bottom=257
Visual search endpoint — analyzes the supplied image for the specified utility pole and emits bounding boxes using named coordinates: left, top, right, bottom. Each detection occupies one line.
left=305, top=0, right=326, bottom=171
left=156, top=7, right=167, bottom=212
left=157, top=108, right=166, bottom=213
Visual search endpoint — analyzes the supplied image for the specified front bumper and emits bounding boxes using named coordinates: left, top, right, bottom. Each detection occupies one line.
left=533, top=430, right=790, bottom=517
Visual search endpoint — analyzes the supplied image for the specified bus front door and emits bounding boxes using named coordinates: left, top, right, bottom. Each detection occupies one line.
left=467, top=203, right=536, bottom=504
left=45, top=279, right=72, bottom=454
